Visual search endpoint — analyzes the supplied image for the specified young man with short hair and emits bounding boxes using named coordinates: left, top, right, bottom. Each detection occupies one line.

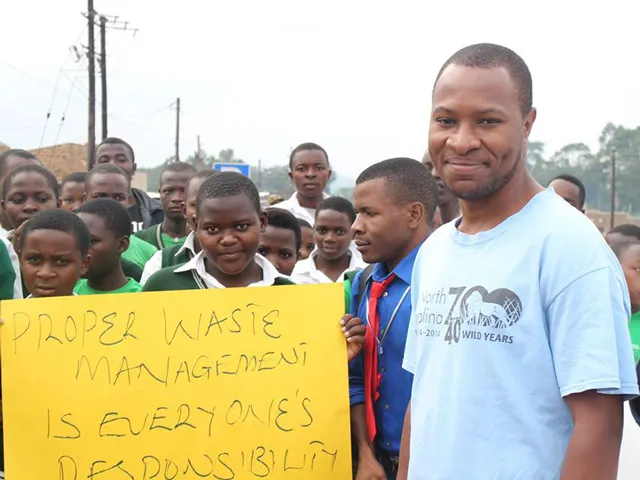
left=135, top=162, right=196, bottom=249
left=548, top=173, right=586, bottom=213
left=272, top=142, right=331, bottom=226
left=0, top=149, right=42, bottom=233
left=399, top=43, right=637, bottom=480
left=348, top=158, right=437, bottom=480
left=96, top=137, right=163, bottom=232
left=85, top=164, right=157, bottom=268
left=422, top=150, right=460, bottom=229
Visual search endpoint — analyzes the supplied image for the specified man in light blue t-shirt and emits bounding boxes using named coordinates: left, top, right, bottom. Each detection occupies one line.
left=398, top=43, right=638, bottom=480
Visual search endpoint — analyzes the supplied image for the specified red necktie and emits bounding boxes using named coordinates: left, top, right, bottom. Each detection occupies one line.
left=364, top=273, right=396, bottom=442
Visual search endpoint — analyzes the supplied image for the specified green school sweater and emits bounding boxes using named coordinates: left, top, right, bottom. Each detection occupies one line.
left=0, top=239, right=15, bottom=300
left=143, top=264, right=294, bottom=292
left=122, top=235, right=158, bottom=268
left=135, top=224, right=186, bottom=250
left=630, top=311, right=640, bottom=364
left=161, top=243, right=194, bottom=269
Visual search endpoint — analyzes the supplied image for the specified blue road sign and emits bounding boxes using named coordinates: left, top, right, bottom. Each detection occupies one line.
left=213, top=163, right=251, bottom=177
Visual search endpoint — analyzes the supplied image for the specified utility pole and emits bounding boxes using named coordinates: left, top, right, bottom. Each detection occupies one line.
left=257, top=159, right=262, bottom=190
left=175, top=98, right=180, bottom=162
left=197, top=135, right=202, bottom=169
left=87, top=0, right=96, bottom=169
left=99, top=16, right=108, bottom=140
left=610, top=147, right=617, bottom=231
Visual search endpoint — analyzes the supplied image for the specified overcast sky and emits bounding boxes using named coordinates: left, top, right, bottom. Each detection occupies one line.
left=2, top=0, right=639, bottom=179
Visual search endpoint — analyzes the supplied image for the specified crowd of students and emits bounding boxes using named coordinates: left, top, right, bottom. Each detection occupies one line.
left=1, top=42, right=640, bottom=479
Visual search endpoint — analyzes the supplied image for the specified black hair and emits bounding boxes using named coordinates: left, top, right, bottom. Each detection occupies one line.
left=86, top=164, right=130, bottom=189
left=76, top=198, right=132, bottom=238
left=187, top=169, right=217, bottom=191
left=609, top=224, right=640, bottom=241
left=62, top=171, right=87, bottom=187
left=610, top=237, right=640, bottom=259
left=265, top=208, right=302, bottom=251
left=289, top=142, right=330, bottom=170
left=97, top=137, right=135, bottom=162
left=2, top=164, right=60, bottom=201
left=0, top=149, right=41, bottom=176
left=20, top=209, right=90, bottom=256
left=435, top=43, right=533, bottom=116
left=196, top=171, right=261, bottom=215
left=356, top=157, right=438, bottom=224
left=297, top=218, right=313, bottom=230
left=548, top=174, right=586, bottom=208
left=316, top=196, right=357, bottom=224
left=161, top=161, right=197, bottom=180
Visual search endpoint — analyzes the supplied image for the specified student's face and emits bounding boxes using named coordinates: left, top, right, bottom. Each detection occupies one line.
left=299, top=227, right=315, bottom=260
left=20, top=229, right=90, bottom=297
left=78, top=213, right=127, bottom=280
left=429, top=65, right=536, bottom=201
left=96, top=144, right=136, bottom=179
left=258, top=225, right=298, bottom=276
left=314, top=209, right=353, bottom=261
left=196, top=195, right=267, bottom=277
left=620, top=244, right=640, bottom=313
left=289, top=150, right=331, bottom=199
left=423, top=155, right=457, bottom=206
left=160, top=171, right=191, bottom=221
left=549, top=179, right=583, bottom=212
left=2, top=172, right=59, bottom=229
left=352, top=178, right=417, bottom=266
left=183, top=178, right=206, bottom=233
left=60, top=181, right=86, bottom=212
left=86, top=173, right=129, bottom=208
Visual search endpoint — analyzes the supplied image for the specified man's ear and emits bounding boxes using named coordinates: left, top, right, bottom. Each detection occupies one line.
left=118, top=236, right=130, bottom=254
left=407, top=201, right=426, bottom=229
left=288, top=170, right=293, bottom=182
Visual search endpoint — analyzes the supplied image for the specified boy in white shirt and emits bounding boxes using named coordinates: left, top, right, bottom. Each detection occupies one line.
left=292, top=197, right=366, bottom=284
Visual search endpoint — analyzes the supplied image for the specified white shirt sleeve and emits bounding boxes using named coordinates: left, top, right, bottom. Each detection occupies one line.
left=2, top=237, right=22, bottom=299
left=141, top=250, right=163, bottom=285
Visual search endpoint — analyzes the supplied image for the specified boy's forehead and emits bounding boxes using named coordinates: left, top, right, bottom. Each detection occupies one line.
left=23, top=228, right=79, bottom=250
left=263, top=225, right=297, bottom=245
left=162, top=170, right=192, bottom=184
left=8, top=172, right=50, bottom=189
left=198, top=195, right=257, bottom=217
left=88, top=173, right=128, bottom=189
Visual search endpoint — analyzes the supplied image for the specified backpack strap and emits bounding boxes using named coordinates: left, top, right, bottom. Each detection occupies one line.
left=345, top=264, right=374, bottom=316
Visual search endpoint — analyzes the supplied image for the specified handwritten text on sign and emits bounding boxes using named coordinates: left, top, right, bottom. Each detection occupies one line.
left=0, top=284, right=351, bottom=479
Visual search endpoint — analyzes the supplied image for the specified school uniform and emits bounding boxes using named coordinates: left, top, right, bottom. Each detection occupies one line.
left=141, top=232, right=198, bottom=284
left=134, top=224, right=186, bottom=250
left=143, top=252, right=294, bottom=291
left=122, top=235, right=158, bottom=269
left=271, top=192, right=329, bottom=226
left=1, top=236, right=22, bottom=300
left=348, top=242, right=424, bottom=478
left=291, top=245, right=367, bottom=285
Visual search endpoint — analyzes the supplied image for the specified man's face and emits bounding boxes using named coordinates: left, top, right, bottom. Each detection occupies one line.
left=423, top=154, right=456, bottom=206
left=429, top=65, right=536, bottom=201
left=160, top=170, right=191, bottom=221
left=183, top=177, right=206, bottom=234
left=288, top=150, right=331, bottom=199
left=85, top=173, right=130, bottom=208
left=96, top=144, right=136, bottom=180
left=352, top=177, right=412, bottom=266
left=549, top=179, right=583, bottom=212
left=61, top=181, right=86, bottom=212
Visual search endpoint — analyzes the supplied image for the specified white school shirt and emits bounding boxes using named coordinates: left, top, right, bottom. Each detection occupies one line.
left=140, top=232, right=198, bottom=284
left=403, top=189, right=638, bottom=480
left=173, top=251, right=282, bottom=288
left=271, top=192, right=330, bottom=226
left=291, top=245, right=367, bottom=284
left=1, top=235, right=23, bottom=299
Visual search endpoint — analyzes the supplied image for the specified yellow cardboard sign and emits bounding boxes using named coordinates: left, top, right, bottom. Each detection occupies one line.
left=1, top=284, right=351, bottom=479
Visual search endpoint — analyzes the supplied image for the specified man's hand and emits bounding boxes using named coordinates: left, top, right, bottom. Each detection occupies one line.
left=355, top=448, right=386, bottom=480
left=341, top=314, right=365, bottom=362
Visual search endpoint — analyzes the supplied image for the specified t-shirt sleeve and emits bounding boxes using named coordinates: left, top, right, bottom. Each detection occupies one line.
left=547, top=265, right=639, bottom=400
left=402, top=249, right=423, bottom=375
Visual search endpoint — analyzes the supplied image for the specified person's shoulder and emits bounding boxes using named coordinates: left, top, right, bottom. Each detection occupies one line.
left=274, top=276, right=296, bottom=286
left=291, top=257, right=314, bottom=276
left=142, top=263, right=190, bottom=291
left=130, top=234, right=159, bottom=253
left=134, top=225, right=157, bottom=244
left=126, top=278, right=144, bottom=292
